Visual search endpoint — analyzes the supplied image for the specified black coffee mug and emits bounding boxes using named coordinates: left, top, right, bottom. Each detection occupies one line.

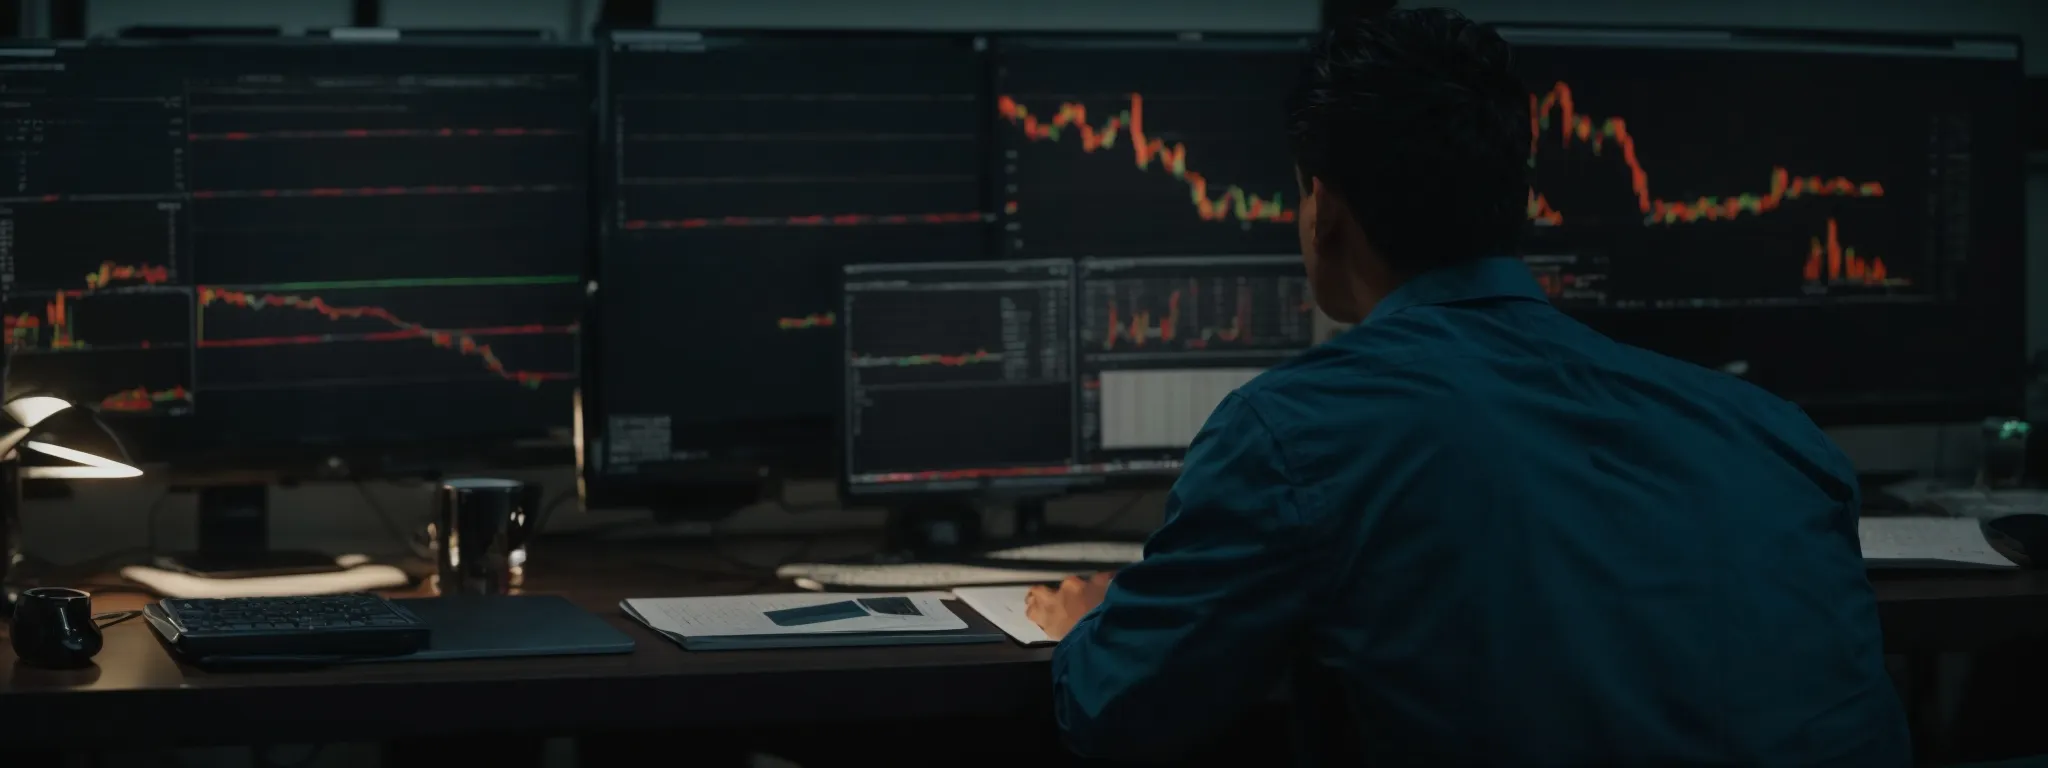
left=10, top=587, right=103, bottom=669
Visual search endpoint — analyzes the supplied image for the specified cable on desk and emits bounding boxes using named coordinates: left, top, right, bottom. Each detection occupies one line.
left=91, top=610, right=141, bottom=629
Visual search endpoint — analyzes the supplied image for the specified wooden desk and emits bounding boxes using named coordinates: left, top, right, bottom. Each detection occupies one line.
left=0, top=540, right=1052, bottom=749
left=1870, top=569, right=2048, bottom=652
left=2, top=541, right=2046, bottom=752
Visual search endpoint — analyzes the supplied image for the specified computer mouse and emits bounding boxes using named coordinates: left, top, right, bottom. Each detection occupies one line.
left=1983, top=513, right=2048, bottom=568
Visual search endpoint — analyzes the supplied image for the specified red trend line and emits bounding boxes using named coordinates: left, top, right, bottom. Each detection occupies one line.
left=197, top=287, right=568, bottom=388
left=100, top=386, right=192, bottom=413
left=1802, top=218, right=1905, bottom=287
left=857, top=350, right=999, bottom=367
left=623, top=212, right=981, bottom=230
left=1103, top=280, right=1253, bottom=350
left=777, top=312, right=836, bottom=330
left=190, top=184, right=571, bottom=200
left=997, top=93, right=1296, bottom=225
left=1527, top=82, right=1885, bottom=226
left=188, top=127, right=570, bottom=141
left=197, top=324, right=573, bottom=349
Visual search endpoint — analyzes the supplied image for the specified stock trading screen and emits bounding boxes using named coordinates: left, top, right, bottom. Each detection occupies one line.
left=1516, top=37, right=1968, bottom=309
left=1077, top=256, right=1313, bottom=468
left=594, top=31, right=988, bottom=483
left=843, top=260, right=1074, bottom=494
left=1, top=41, right=588, bottom=458
left=996, top=36, right=1306, bottom=258
left=1506, top=32, right=2022, bottom=418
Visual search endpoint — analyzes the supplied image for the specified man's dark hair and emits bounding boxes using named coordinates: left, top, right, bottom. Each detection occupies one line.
left=1288, top=8, right=1528, bottom=274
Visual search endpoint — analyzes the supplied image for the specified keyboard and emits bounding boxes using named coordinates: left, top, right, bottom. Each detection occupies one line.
left=150, top=593, right=430, bottom=659
left=980, top=541, right=1144, bottom=564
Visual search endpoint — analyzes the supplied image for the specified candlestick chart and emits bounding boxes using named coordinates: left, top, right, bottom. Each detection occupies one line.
left=996, top=38, right=1306, bottom=257
left=1081, top=272, right=1314, bottom=354
left=0, top=192, right=198, bottom=414
left=1513, top=60, right=1944, bottom=308
left=1072, top=256, right=1315, bottom=466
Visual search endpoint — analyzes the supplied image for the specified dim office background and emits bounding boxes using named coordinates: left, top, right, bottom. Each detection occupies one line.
left=24, top=0, right=2048, bottom=562
left=1, top=0, right=2042, bottom=764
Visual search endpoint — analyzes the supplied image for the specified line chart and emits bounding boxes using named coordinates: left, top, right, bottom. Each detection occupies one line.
left=998, top=93, right=1295, bottom=225
left=1526, top=81, right=1885, bottom=226
left=622, top=211, right=981, bottom=230
left=777, top=312, right=836, bottom=330
left=196, top=277, right=580, bottom=388
left=189, top=183, right=573, bottom=200
left=851, top=350, right=1003, bottom=368
left=188, top=127, right=572, bottom=141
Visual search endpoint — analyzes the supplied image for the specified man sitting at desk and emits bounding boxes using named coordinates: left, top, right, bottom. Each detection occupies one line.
left=1025, top=8, right=1908, bottom=765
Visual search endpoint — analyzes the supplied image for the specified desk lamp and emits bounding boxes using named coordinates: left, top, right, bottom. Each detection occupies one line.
left=0, top=395, right=142, bottom=612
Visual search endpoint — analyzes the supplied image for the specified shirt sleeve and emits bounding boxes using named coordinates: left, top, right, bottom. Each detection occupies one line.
left=1050, top=392, right=1321, bottom=762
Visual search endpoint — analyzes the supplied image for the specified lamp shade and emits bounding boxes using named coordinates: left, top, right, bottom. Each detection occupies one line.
left=4, top=401, right=141, bottom=479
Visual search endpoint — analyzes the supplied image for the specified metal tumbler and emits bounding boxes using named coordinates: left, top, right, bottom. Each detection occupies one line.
left=432, top=478, right=541, bottom=596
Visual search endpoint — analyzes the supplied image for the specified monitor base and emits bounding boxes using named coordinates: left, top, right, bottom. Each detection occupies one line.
left=156, top=483, right=347, bottom=578
left=836, top=499, right=1138, bottom=566
left=152, top=550, right=346, bottom=579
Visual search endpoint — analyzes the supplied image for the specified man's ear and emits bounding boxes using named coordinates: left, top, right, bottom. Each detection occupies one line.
left=1309, top=177, right=1347, bottom=255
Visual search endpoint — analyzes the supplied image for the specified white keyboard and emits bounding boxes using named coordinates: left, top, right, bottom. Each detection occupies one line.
left=981, top=541, right=1144, bottom=564
left=776, top=562, right=1081, bottom=590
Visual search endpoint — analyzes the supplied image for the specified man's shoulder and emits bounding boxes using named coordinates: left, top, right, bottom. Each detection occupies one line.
left=1230, top=332, right=1465, bottom=435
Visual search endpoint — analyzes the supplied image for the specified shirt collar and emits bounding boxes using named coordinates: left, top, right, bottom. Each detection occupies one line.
left=1363, top=256, right=1549, bottom=324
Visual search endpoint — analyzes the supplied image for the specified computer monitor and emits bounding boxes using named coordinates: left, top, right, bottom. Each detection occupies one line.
left=1, top=37, right=590, bottom=467
left=1503, top=27, right=2025, bottom=424
left=583, top=30, right=990, bottom=509
left=995, top=34, right=1310, bottom=258
left=840, top=255, right=1315, bottom=500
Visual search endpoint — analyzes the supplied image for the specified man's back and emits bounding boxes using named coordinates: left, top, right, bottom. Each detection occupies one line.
left=1253, top=258, right=1906, bottom=764
left=1045, top=257, right=1908, bottom=765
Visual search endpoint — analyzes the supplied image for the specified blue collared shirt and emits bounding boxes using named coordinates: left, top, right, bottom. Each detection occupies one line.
left=1050, top=257, right=1908, bottom=765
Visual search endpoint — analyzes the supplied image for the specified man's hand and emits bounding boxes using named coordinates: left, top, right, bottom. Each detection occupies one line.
left=1025, top=572, right=1113, bottom=641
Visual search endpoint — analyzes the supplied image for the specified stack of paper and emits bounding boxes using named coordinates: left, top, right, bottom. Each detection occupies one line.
left=621, top=591, right=1002, bottom=650
left=952, top=586, right=1056, bottom=646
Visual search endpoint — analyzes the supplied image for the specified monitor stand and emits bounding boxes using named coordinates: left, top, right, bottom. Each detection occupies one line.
left=852, top=498, right=1116, bottom=565
left=995, top=498, right=1124, bottom=548
left=155, top=484, right=344, bottom=578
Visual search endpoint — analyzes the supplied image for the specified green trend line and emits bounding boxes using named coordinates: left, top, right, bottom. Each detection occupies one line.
left=212, top=275, right=580, bottom=291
